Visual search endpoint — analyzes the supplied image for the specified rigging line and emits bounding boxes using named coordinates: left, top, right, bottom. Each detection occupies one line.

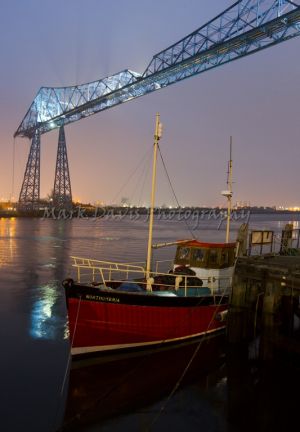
left=148, top=293, right=227, bottom=430
left=130, top=150, right=152, bottom=205
left=11, top=137, right=16, bottom=201
left=158, top=144, right=196, bottom=239
left=137, top=151, right=152, bottom=207
left=110, top=147, right=152, bottom=205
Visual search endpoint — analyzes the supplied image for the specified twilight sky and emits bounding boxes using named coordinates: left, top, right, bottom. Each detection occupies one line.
left=0, top=0, right=300, bottom=207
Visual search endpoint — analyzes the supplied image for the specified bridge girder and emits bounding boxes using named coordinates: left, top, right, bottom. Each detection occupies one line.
left=53, top=126, right=72, bottom=208
left=15, top=0, right=300, bottom=139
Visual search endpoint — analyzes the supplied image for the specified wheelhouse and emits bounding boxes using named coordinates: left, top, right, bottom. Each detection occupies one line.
left=174, top=240, right=236, bottom=270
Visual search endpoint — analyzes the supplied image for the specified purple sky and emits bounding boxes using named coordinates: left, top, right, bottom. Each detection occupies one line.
left=1, top=0, right=300, bottom=207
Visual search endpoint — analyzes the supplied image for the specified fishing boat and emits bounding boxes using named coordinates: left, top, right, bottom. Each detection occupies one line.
left=63, top=114, right=236, bottom=364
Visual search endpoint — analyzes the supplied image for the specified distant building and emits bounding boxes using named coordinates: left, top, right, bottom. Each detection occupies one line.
left=234, top=201, right=251, bottom=209
left=121, top=197, right=130, bottom=207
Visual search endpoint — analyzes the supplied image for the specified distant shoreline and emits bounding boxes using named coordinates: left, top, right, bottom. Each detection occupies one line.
left=1, top=206, right=300, bottom=219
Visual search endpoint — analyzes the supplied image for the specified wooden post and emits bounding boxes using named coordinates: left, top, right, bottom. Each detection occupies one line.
left=227, top=272, right=248, bottom=343
left=260, top=278, right=281, bottom=361
left=280, top=223, right=294, bottom=254
left=236, top=223, right=248, bottom=256
left=228, top=255, right=300, bottom=359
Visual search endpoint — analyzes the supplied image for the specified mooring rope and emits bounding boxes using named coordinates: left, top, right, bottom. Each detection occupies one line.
left=61, top=295, right=82, bottom=396
left=148, top=291, right=227, bottom=430
left=54, top=295, right=82, bottom=432
left=60, top=292, right=220, bottom=430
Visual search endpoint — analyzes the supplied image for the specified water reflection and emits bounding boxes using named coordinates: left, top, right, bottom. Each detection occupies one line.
left=1, top=215, right=300, bottom=432
left=30, top=283, right=69, bottom=341
left=29, top=221, right=73, bottom=341
left=277, top=219, right=299, bottom=229
left=290, top=220, right=299, bottom=229
left=0, top=217, right=17, bottom=268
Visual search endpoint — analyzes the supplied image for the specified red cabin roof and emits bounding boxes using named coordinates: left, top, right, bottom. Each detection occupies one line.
left=178, top=240, right=236, bottom=249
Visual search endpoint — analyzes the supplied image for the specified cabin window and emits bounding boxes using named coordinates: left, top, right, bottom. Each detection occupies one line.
left=192, top=248, right=205, bottom=263
left=228, top=248, right=235, bottom=266
left=177, top=247, right=191, bottom=263
left=220, top=249, right=229, bottom=266
left=208, top=249, right=218, bottom=266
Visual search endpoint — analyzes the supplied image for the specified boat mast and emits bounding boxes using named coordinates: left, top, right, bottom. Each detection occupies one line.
left=222, top=137, right=233, bottom=243
left=146, top=113, right=162, bottom=282
left=225, top=137, right=233, bottom=243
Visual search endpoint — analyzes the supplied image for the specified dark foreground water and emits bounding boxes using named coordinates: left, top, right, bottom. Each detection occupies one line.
left=0, top=213, right=299, bottom=432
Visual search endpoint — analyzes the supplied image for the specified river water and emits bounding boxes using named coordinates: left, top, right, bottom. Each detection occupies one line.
left=0, top=212, right=299, bottom=432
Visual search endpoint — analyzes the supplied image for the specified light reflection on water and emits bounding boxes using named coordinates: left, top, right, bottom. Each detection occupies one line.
left=290, top=220, right=299, bottom=229
left=30, top=283, right=69, bottom=341
left=0, top=218, right=17, bottom=268
left=277, top=219, right=299, bottom=228
left=0, top=214, right=300, bottom=432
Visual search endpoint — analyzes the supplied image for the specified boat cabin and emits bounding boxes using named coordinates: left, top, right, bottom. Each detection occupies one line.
left=174, top=240, right=236, bottom=270
left=173, top=240, right=236, bottom=293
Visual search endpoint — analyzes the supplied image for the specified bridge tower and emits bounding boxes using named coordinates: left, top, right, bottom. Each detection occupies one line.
left=53, top=126, right=72, bottom=208
left=18, top=129, right=40, bottom=209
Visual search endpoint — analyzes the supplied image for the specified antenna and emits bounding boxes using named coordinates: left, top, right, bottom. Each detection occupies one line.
left=221, top=136, right=233, bottom=243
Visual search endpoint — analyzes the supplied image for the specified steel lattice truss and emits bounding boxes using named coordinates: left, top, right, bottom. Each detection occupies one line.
left=53, top=126, right=72, bottom=208
left=18, top=130, right=40, bottom=206
left=15, top=0, right=300, bottom=138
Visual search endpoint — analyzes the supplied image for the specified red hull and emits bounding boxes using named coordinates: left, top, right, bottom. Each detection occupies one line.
left=63, top=332, right=226, bottom=430
left=66, top=284, right=228, bottom=354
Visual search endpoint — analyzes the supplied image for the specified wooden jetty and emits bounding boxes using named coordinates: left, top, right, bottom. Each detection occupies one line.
left=228, top=224, right=300, bottom=360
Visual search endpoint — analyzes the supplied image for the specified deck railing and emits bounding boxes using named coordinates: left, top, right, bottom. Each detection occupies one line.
left=155, top=259, right=174, bottom=273
left=71, top=256, right=146, bottom=283
left=70, top=256, right=232, bottom=297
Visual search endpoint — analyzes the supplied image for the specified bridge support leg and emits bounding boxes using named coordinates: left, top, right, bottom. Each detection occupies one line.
left=53, top=126, right=72, bottom=209
left=18, top=130, right=40, bottom=209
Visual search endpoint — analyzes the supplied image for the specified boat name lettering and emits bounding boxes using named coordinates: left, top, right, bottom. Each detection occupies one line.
left=85, top=294, right=120, bottom=303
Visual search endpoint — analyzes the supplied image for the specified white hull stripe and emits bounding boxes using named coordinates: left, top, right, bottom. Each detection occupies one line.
left=71, top=326, right=225, bottom=356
